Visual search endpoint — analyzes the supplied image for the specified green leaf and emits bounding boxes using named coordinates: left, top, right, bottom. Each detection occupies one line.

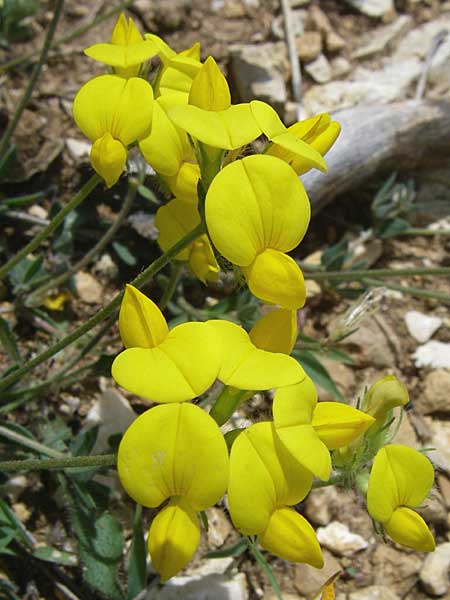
left=70, top=426, right=99, bottom=457
left=137, top=185, right=159, bottom=205
left=293, top=349, right=344, bottom=401
left=23, top=254, right=44, bottom=283
left=247, top=539, right=284, bottom=600
left=127, top=505, right=147, bottom=600
left=112, top=241, right=137, bottom=266
left=91, top=513, right=124, bottom=562
left=322, top=347, right=354, bottom=366
left=205, top=538, right=247, bottom=559
left=0, top=316, right=21, bottom=363
left=378, top=217, right=410, bottom=239
left=33, top=545, right=78, bottom=566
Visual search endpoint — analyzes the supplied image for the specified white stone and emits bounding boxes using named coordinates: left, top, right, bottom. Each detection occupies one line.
left=413, top=341, right=450, bottom=369
left=349, top=586, right=400, bottom=600
left=352, top=15, right=413, bottom=58
left=316, top=521, right=368, bottom=556
left=344, top=0, right=394, bottom=18
left=74, top=271, right=103, bottom=304
left=305, top=54, right=332, bottom=84
left=128, top=211, right=158, bottom=240
left=66, top=137, right=91, bottom=159
left=84, top=389, right=137, bottom=453
left=420, top=542, right=450, bottom=596
left=405, top=310, right=442, bottom=343
left=189, top=557, right=234, bottom=577
left=145, top=572, right=248, bottom=599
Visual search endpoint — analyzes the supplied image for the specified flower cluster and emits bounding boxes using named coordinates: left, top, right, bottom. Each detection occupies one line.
left=74, top=13, right=437, bottom=586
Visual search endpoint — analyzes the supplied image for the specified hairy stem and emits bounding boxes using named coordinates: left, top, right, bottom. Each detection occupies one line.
left=0, top=454, right=117, bottom=472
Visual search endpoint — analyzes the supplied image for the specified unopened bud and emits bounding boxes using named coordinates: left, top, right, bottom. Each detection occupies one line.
left=364, top=375, right=409, bottom=420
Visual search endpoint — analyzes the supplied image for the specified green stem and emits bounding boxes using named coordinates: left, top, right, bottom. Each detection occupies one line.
left=303, top=266, right=450, bottom=281
left=0, top=425, right=65, bottom=458
left=209, top=386, right=253, bottom=426
left=0, top=0, right=136, bottom=73
left=0, top=223, right=205, bottom=391
left=0, top=174, right=101, bottom=282
left=159, top=262, right=183, bottom=310
left=312, top=474, right=344, bottom=489
left=26, top=176, right=138, bottom=306
left=362, top=277, right=450, bottom=304
left=0, top=453, right=117, bottom=472
left=0, top=0, right=64, bottom=160
left=400, top=227, right=450, bottom=237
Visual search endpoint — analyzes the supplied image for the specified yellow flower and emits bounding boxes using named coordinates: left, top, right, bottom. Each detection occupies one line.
left=205, top=154, right=310, bottom=308
left=273, top=377, right=375, bottom=480
left=155, top=197, right=219, bottom=283
left=84, top=13, right=159, bottom=78
left=367, top=444, right=435, bottom=552
left=228, top=421, right=323, bottom=567
left=264, top=111, right=341, bottom=175
left=363, top=375, right=409, bottom=421
left=118, top=402, right=229, bottom=580
left=249, top=308, right=298, bottom=355
left=73, top=74, right=153, bottom=187
left=111, top=285, right=220, bottom=402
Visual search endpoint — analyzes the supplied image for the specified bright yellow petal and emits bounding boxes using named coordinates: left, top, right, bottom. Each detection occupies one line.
left=117, top=403, right=229, bottom=508
left=112, top=322, right=220, bottom=403
left=168, top=104, right=261, bottom=150
left=228, top=422, right=313, bottom=534
left=208, top=319, right=305, bottom=390
left=84, top=41, right=158, bottom=69
left=259, top=506, right=324, bottom=567
left=384, top=506, right=435, bottom=552
left=249, top=308, right=298, bottom=355
left=111, top=13, right=142, bottom=45
left=139, top=100, right=188, bottom=176
left=312, top=402, right=375, bottom=449
left=250, top=100, right=286, bottom=137
left=148, top=497, right=200, bottom=581
left=288, top=113, right=331, bottom=140
left=189, top=56, right=231, bottom=111
left=118, top=284, right=168, bottom=348
left=90, top=133, right=127, bottom=188
left=367, top=444, right=435, bottom=523
left=189, top=236, right=220, bottom=283
left=243, top=249, right=306, bottom=309
left=363, top=376, right=409, bottom=420
left=273, top=378, right=318, bottom=428
left=165, top=162, right=200, bottom=204
left=206, top=155, right=310, bottom=265
left=73, top=75, right=153, bottom=145
left=155, top=197, right=200, bottom=260
left=267, top=132, right=327, bottom=173
left=275, top=423, right=331, bottom=481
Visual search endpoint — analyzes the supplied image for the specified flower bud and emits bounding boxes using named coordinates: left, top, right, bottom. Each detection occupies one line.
left=363, top=375, right=409, bottom=420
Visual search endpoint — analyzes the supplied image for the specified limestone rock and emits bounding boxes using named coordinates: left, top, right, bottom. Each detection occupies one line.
left=414, top=341, right=450, bottom=369
left=230, top=43, right=288, bottom=111
left=344, top=0, right=394, bottom=18
left=352, top=15, right=413, bottom=58
left=296, top=31, right=322, bottom=62
left=146, top=572, right=248, bottom=600
left=371, top=544, right=422, bottom=595
left=305, top=54, right=332, bottom=83
left=405, top=310, right=442, bottom=343
left=305, top=485, right=339, bottom=526
left=343, top=316, right=396, bottom=369
left=326, top=30, right=347, bottom=52
left=348, top=587, right=400, bottom=600
left=74, top=271, right=103, bottom=304
left=206, top=508, right=233, bottom=548
left=421, top=369, right=450, bottom=414
left=331, top=57, right=352, bottom=78
left=420, top=542, right=450, bottom=596
left=294, top=550, right=341, bottom=596
left=317, top=521, right=368, bottom=556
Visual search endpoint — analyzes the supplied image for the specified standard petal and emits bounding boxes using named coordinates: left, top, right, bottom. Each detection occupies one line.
left=208, top=319, right=305, bottom=390
left=90, top=133, right=127, bottom=188
left=275, top=423, right=331, bottom=481
left=250, top=100, right=286, bottom=137
left=243, top=249, right=306, bottom=309
left=148, top=497, right=200, bottom=581
left=155, top=197, right=200, bottom=260
left=118, top=403, right=229, bottom=509
left=73, top=75, right=153, bottom=145
left=384, top=507, right=435, bottom=553
left=168, top=104, right=261, bottom=150
left=112, top=322, right=220, bottom=403
left=206, top=155, right=310, bottom=264
left=259, top=506, right=324, bottom=567
left=367, top=445, right=435, bottom=523
left=228, top=422, right=313, bottom=534
left=118, top=284, right=168, bottom=348
left=312, top=402, right=375, bottom=449
left=189, top=56, right=231, bottom=111
left=249, top=308, right=298, bottom=355
left=273, top=378, right=317, bottom=428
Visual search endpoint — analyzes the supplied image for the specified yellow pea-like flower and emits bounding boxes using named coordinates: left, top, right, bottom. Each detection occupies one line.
left=273, top=377, right=375, bottom=480
left=367, top=444, right=435, bottom=552
left=112, top=285, right=220, bottom=402
left=227, top=421, right=323, bottom=567
left=205, top=154, right=310, bottom=308
left=118, top=402, right=229, bottom=580
left=155, top=197, right=219, bottom=283
left=363, top=375, right=409, bottom=421
left=73, top=74, right=153, bottom=187
left=84, top=13, right=159, bottom=78
left=265, top=111, right=341, bottom=175
left=249, top=308, right=298, bottom=355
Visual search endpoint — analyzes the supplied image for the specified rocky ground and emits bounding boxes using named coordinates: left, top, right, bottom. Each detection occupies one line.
left=1, top=0, right=450, bottom=599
